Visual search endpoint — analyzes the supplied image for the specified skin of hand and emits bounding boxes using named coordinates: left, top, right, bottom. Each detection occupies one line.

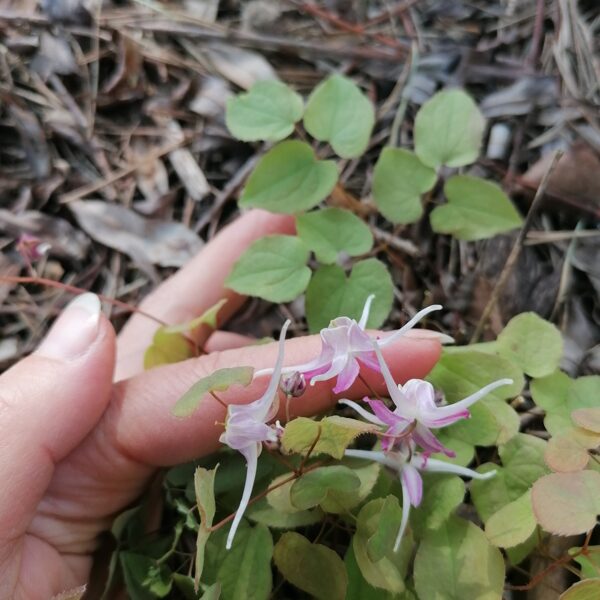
left=0, top=210, right=441, bottom=599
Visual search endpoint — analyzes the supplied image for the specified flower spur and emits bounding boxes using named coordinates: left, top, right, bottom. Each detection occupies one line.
left=219, top=320, right=290, bottom=549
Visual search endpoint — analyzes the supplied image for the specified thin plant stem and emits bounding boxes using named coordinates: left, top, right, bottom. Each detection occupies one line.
left=209, top=392, right=228, bottom=410
left=207, top=460, right=323, bottom=533
left=358, top=372, right=382, bottom=401
left=1, top=275, right=166, bottom=325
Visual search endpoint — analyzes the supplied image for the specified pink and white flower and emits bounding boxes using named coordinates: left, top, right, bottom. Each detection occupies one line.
left=345, top=445, right=496, bottom=551
left=341, top=342, right=513, bottom=455
left=219, top=320, right=290, bottom=549
left=282, top=295, right=443, bottom=394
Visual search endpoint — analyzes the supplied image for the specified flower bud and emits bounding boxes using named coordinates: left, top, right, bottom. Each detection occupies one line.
left=279, top=371, right=306, bottom=398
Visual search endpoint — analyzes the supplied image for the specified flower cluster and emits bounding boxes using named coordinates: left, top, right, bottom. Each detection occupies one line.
left=218, top=298, right=511, bottom=550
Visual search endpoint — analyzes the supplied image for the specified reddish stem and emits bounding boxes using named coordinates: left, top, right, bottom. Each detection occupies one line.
left=1, top=275, right=166, bottom=325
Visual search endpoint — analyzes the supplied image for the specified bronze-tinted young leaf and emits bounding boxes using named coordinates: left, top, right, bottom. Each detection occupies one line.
left=532, top=471, right=600, bottom=536
left=572, top=408, right=600, bottom=434
left=544, top=434, right=590, bottom=473
left=274, top=532, right=348, bottom=600
left=172, top=367, right=254, bottom=418
left=532, top=372, right=600, bottom=436
left=194, top=465, right=219, bottom=589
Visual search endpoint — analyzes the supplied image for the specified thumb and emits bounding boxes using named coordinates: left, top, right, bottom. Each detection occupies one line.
left=0, top=293, right=116, bottom=538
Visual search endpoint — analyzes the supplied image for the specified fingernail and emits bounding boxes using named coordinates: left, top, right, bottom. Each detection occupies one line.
left=405, top=329, right=455, bottom=345
left=37, top=293, right=102, bottom=360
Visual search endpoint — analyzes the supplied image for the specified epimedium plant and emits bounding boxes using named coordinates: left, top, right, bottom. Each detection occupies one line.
left=105, top=75, right=600, bottom=599
left=118, top=296, right=600, bottom=600
left=224, top=75, right=523, bottom=332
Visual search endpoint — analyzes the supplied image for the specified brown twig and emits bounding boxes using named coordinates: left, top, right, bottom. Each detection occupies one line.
left=287, top=0, right=410, bottom=50
left=58, top=137, right=189, bottom=204
left=470, top=150, right=563, bottom=343
left=364, top=0, right=421, bottom=27
left=131, top=22, right=405, bottom=62
left=508, top=529, right=594, bottom=592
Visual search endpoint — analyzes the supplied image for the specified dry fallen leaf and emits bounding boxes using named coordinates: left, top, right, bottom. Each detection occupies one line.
left=167, top=121, right=210, bottom=202
left=31, top=32, right=79, bottom=80
left=69, top=200, right=203, bottom=268
left=203, top=43, right=278, bottom=89
left=521, top=143, right=600, bottom=217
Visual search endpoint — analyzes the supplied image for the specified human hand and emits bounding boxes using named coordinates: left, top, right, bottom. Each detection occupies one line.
left=0, top=210, right=441, bottom=599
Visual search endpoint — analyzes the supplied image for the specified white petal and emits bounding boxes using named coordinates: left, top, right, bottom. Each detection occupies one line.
left=344, top=448, right=398, bottom=470
left=310, top=353, right=348, bottom=385
left=394, top=475, right=412, bottom=552
left=372, top=342, right=409, bottom=408
left=253, top=320, right=291, bottom=420
left=358, top=294, right=375, bottom=329
left=338, top=399, right=386, bottom=426
left=434, top=378, right=514, bottom=418
left=414, top=456, right=497, bottom=480
left=226, top=442, right=260, bottom=550
left=378, top=305, right=443, bottom=348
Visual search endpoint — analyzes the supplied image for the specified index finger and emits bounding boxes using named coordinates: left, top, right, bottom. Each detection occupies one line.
left=108, top=334, right=442, bottom=466
left=115, top=210, right=295, bottom=380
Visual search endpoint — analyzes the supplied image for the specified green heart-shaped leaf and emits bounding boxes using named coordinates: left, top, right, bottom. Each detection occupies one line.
left=372, top=148, right=437, bottom=224
left=303, top=74, right=375, bottom=158
left=414, top=89, right=485, bottom=168
left=240, top=141, right=338, bottom=213
left=296, top=207, right=373, bottom=264
left=226, top=80, right=304, bottom=142
left=305, top=258, right=393, bottom=333
left=430, top=175, right=523, bottom=241
left=226, top=234, right=311, bottom=302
